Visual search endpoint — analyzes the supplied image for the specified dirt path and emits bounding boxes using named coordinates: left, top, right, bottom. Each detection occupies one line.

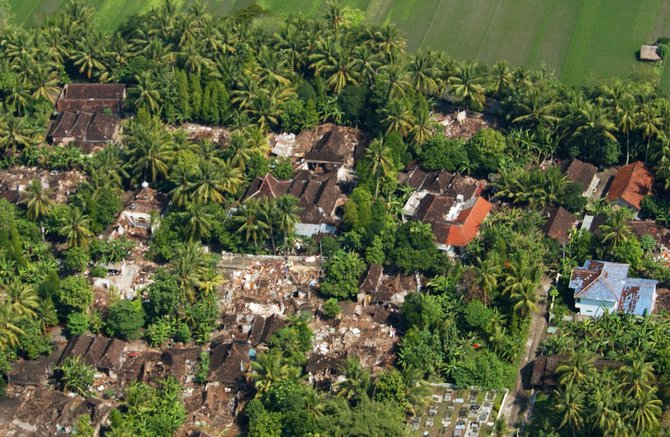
left=500, top=278, right=550, bottom=435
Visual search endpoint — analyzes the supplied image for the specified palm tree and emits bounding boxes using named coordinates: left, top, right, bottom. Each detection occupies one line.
left=511, top=87, right=558, bottom=129
left=248, top=352, right=289, bottom=393
left=510, top=280, right=538, bottom=318
left=2, top=279, right=39, bottom=317
left=490, top=61, right=512, bottom=97
left=627, top=385, right=662, bottom=433
left=619, top=358, right=655, bottom=398
left=335, top=356, right=371, bottom=402
left=70, top=32, right=107, bottom=79
left=30, top=64, right=61, bottom=103
left=0, top=116, right=33, bottom=155
left=180, top=202, right=213, bottom=242
left=170, top=243, right=208, bottom=304
left=20, top=179, right=53, bottom=221
left=189, top=159, right=241, bottom=204
left=274, top=195, right=301, bottom=247
left=124, top=117, right=175, bottom=184
left=324, top=0, right=347, bottom=31
left=638, top=103, right=663, bottom=163
left=556, top=349, right=596, bottom=386
left=0, top=302, right=24, bottom=349
left=382, top=99, right=415, bottom=136
left=554, top=384, right=585, bottom=437
left=410, top=105, right=434, bottom=147
left=169, top=163, right=195, bottom=207
left=472, top=256, right=500, bottom=306
left=600, top=207, right=633, bottom=254
left=234, top=198, right=270, bottom=249
left=365, top=138, right=394, bottom=198
left=448, top=62, right=487, bottom=111
left=59, top=207, right=94, bottom=248
left=132, top=71, right=162, bottom=114
left=615, top=95, right=638, bottom=164
left=406, top=51, right=440, bottom=95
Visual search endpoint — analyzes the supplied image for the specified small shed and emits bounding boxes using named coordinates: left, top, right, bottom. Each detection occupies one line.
left=640, top=45, right=661, bottom=61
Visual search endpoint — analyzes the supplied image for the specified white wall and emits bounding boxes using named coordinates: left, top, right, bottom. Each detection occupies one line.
left=575, top=297, right=617, bottom=318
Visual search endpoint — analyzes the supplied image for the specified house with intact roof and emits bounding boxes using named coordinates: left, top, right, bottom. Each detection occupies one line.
left=569, top=260, right=658, bottom=317
left=47, top=83, right=126, bottom=152
left=242, top=170, right=344, bottom=237
left=563, top=159, right=599, bottom=197
left=605, top=161, right=654, bottom=213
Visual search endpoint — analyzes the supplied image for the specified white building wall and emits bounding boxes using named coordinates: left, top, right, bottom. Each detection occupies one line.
left=576, top=297, right=617, bottom=318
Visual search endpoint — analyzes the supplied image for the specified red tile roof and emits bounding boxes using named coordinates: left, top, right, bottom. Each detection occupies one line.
left=606, top=161, right=653, bottom=210
left=445, top=197, right=492, bottom=246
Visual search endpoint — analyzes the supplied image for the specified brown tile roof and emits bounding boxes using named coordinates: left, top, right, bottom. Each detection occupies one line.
left=243, top=171, right=342, bottom=225
left=606, top=161, right=654, bottom=210
left=126, top=187, right=168, bottom=214
left=359, top=264, right=383, bottom=293
left=629, top=220, right=670, bottom=245
left=57, top=83, right=126, bottom=113
left=58, top=335, right=126, bottom=373
left=48, top=111, right=121, bottom=148
left=446, top=197, right=492, bottom=247
left=543, top=207, right=577, bottom=242
left=564, top=159, right=597, bottom=192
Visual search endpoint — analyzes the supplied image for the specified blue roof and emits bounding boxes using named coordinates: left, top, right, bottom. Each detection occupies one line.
left=569, top=260, right=629, bottom=302
left=569, top=260, right=658, bottom=315
left=620, top=278, right=658, bottom=316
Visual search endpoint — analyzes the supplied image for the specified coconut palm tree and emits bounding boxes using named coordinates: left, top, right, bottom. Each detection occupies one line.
left=0, top=116, right=34, bottom=155
left=20, top=178, right=53, bottom=221
left=599, top=207, right=633, bottom=254
left=335, top=356, right=371, bottom=402
left=556, top=349, right=596, bottom=386
left=490, top=61, right=513, bottom=97
left=615, top=95, right=638, bottom=164
left=59, top=207, right=94, bottom=248
left=248, top=352, right=289, bottom=393
left=406, top=50, right=440, bottom=95
left=410, top=105, right=434, bottom=146
left=132, top=71, right=162, bottom=114
left=554, top=384, right=585, bottom=437
left=234, top=198, right=270, bottom=249
left=365, top=138, right=394, bottom=198
left=511, top=280, right=538, bottom=318
left=189, top=159, right=241, bottom=204
left=274, top=195, right=301, bottom=247
left=324, top=0, right=347, bottom=31
left=70, top=32, right=107, bottom=79
left=382, top=99, right=415, bottom=136
left=448, top=62, right=487, bottom=111
left=180, top=202, right=213, bottom=242
left=124, top=117, right=175, bottom=184
left=472, top=256, right=500, bottom=306
left=627, top=385, right=662, bottom=433
left=171, top=243, right=208, bottom=304
left=511, top=87, right=558, bottom=129
left=0, top=302, right=24, bottom=349
left=619, top=358, right=655, bottom=398
left=2, top=279, right=38, bottom=317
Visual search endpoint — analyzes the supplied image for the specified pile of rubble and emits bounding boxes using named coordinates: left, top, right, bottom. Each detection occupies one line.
left=0, top=166, right=85, bottom=204
left=433, top=111, right=497, bottom=139
left=177, top=123, right=230, bottom=145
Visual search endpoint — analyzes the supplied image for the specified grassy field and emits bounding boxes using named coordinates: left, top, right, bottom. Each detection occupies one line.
left=9, top=0, right=670, bottom=89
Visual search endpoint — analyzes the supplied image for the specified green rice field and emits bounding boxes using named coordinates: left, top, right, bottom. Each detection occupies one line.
left=9, top=0, right=670, bottom=89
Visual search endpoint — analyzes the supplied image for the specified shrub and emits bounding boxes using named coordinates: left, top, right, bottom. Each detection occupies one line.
left=147, top=319, right=173, bottom=346
left=104, top=300, right=145, bottom=340
left=62, top=247, right=90, bottom=273
left=56, top=357, right=95, bottom=396
left=322, top=298, right=341, bottom=319
left=67, top=312, right=90, bottom=336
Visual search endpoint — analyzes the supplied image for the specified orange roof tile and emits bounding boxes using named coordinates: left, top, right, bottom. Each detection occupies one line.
left=606, top=161, right=653, bottom=210
left=446, top=197, right=492, bottom=247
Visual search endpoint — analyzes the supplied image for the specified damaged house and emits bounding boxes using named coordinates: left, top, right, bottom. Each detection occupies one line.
left=47, top=83, right=126, bottom=152
left=569, top=260, right=658, bottom=317
left=0, top=167, right=84, bottom=205
left=242, top=170, right=345, bottom=237
left=563, top=158, right=599, bottom=198
left=110, top=185, right=168, bottom=241
left=358, top=264, right=420, bottom=307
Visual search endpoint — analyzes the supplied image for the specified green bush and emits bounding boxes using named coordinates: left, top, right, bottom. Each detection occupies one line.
left=322, top=298, right=341, bottom=319
left=104, top=300, right=145, bottom=340
left=66, top=312, right=90, bottom=336
left=147, top=319, right=173, bottom=346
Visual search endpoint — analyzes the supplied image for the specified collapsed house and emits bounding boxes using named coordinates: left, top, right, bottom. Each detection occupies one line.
left=358, top=264, right=420, bottom=307
left=110, top=185, right=168, bottom=241
left=292, top=124, right=368, bottom=181
left=242, top=170, right=345, bottom=237
left=47, top=83, right=126, bottom=152
left=0, top=167, right=84, bottom=205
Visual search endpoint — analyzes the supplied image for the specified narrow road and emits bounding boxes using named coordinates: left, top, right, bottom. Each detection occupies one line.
left=500, top=278, right=550, bottom=434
